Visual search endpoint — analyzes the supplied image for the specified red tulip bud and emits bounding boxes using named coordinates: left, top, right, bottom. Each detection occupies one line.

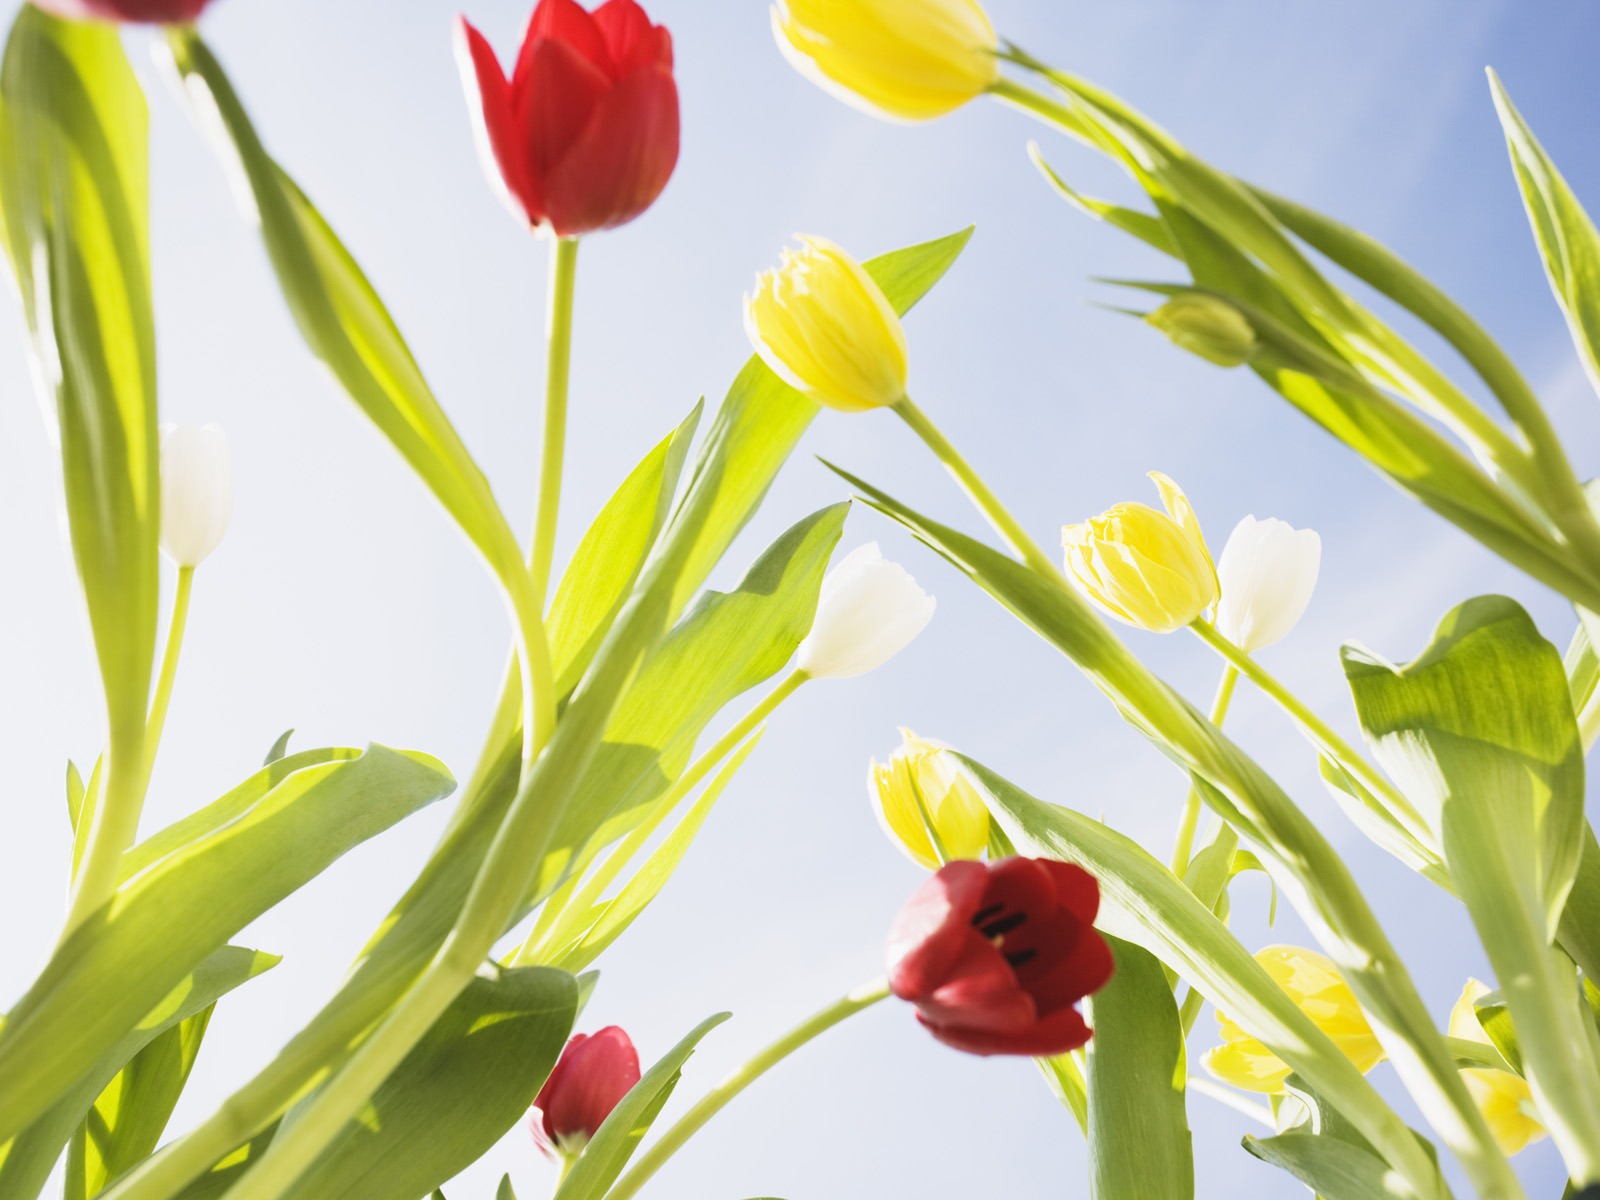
left=531, top=1026, right=641, bottom=1159
left=30, top=0, right=215, bottom=21
left=456, top=0, right=679, bottom=237
left=887, top=858, right=1113, bottom=1056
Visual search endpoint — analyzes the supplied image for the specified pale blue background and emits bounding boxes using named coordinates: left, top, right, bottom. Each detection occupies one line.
left=0, top=1, right=1596, bottom=1196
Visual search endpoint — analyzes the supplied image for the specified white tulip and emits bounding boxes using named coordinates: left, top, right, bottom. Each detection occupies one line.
left=160, top=423, right=233, bottom=567
left=1214, top=516, right=1320, bottom=652
left=796, top=543, right=935, bottom=679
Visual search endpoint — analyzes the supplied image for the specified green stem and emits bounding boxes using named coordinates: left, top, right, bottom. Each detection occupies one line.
left=1170, top=664, right=1239, bottom=875
left=144, top=566, right=194, bottom=776
left=893, top=395, right=1064, bottom=583
left=530, top=237, right=580, bottom=616
left=605, top=979, right=891, bottom=1200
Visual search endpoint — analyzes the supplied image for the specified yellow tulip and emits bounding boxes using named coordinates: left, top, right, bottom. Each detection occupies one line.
left=772, top=0, right=1000, bottom=122
left=1062, top=472, right=1219, bottom=633
left=1450, top=979, right=1546, bottom=1156
left=745, top=236, right=909, bottom=413
left=869, top=728, right=989, bottom=868
left=1204, top=946, right=1385, bottom=1094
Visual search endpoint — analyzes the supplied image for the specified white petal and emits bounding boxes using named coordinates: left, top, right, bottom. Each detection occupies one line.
left=1216, top=516, right=1319, bottom=652
left=160, top=423, right=233, bottom=567
left=796, top=543, right=936, bottom=678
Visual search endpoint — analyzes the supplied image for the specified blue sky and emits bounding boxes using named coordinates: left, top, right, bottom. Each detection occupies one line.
left=2, top=0, right=1598, bottom=1195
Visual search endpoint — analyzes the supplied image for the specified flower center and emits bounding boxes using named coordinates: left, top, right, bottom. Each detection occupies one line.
left=970, top=902, right=1037, bottom=969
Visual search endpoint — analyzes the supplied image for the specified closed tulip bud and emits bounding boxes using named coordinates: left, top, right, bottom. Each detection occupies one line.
left=32, top=0, right=214, bottom=22
left=1215, top=516, right=1321, bottom=653
left=456, top=0, right=679, bottom=237
left=745, top=236, right=909, bottom=413
left=773, top=0, right=999, bottom=122
left=1450, top=979, right=1546, bottom=1156
left=796, top=543, right=935, bottom=679
left=1062, top=472, right=1218, bottom=633
left=1147, top=294, right=1257, bottom=367
left=869, top=729, right=989, bottom=869
left=159, top=424, right=232, bottom=568
left=1204, top=946, right=1385, bottom=1094
left=531, top=1027, right=640, bottom=1160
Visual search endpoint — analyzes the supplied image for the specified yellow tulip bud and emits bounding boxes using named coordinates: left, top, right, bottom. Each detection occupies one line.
left=1061, top=472, right=1219, bottom=633
left=1449, top=979, right=1546, bottom=1156
left=1147, top=294, right=1257, bottom=368
left=1204, top=946, right=1385, bottom=1094
left=772, top=0, right=1000, bottom=123
left=868, top=728, right=990, bottom=868
left=745, top=236, right=909, bottom=413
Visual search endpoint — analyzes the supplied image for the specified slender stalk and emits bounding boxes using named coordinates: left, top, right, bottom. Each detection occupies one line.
left=605, top=979, right=892, bottom=1200
left=1170, top=664, right=1239, bottom=875
left=530, top=237, right=580, bottom=615
left=144, top=566, right=195, bottom=776
left=1187, top=1076, right=1276, bottom=1128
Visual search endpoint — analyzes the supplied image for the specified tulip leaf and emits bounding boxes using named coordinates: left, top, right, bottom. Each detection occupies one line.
left=1244, top=1131, right=1423, bottom=1200
left=1085, top=936, right=1194, bottom=1200
left=496, top=1179, right=517, bottom=1200
left=552, top=1012, right=730, bottom=1200
left=263, top=729, right=294, bottom=766
left=1470, top=990, right=1524, bottom=1078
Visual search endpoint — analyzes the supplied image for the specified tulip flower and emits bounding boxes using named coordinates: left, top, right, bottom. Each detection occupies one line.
left=1204, top=946, right=1385, bottom=1093
left=869, top=729, right=989, bottom=869
left=1214, top=516, right=1321, bottom=653
left=1450, top=979, right=1546, bottom=1156
left=1147, top=294, right=1257, bottom=368
left=456, top=0, right=679, bottom=237
left=531, top=1026, right=641, bottom=1160
left=745, top=236, right=908, bottom=413
left=796, top=543, right=935, bottom=679
left=772, top=0, right=1000, bottom=122
left=887, top=857, right=1112, bottom=1056
left=31, top=0, right=213, bottom=22
left=159, top=424, right=232, bottom=568
left=1062, top=472, right=1218, bottom=633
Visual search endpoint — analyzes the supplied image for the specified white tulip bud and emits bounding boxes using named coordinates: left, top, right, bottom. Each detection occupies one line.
left=796, top=543, right=935, bottom=679
left=160, top=423, right=233, bottom=567
left=1214, top=515, right=1320, bottom=652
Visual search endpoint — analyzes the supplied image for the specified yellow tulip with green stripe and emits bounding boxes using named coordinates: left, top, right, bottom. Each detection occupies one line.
left=869, top=728, right=989, bottom=869
left=1451, top=979, right=1547, bottom=1156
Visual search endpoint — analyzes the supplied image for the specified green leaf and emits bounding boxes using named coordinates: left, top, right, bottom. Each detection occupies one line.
left=66, top=760, right=86, bottom=834
left=1084, top=936, right=1193, bottom=1200
left=0, top=747, right=453, bottom=1143
left=1472, top=990, right=1524, bottom=1077
left=263, top=729, right=294, bottom=766
left=495, top=1177, right=516, bottom=1200
left=1244, top=1131, right=1420, bottom=1200
left=552, top=1013, right=729, bottom=1200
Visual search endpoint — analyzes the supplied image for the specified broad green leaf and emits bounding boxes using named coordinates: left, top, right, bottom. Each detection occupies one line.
left=1085, top=936, right=1193, bottom=1200
left=166, top=1126, right=277, bottom=1200
left=1245, top=1131, right=1420, bottom=1200
left=0, top=748, right=452, bottom=1143
left=552, top=1013, right=729, bottom=1200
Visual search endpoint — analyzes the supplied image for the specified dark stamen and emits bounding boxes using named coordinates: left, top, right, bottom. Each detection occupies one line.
left=969, top=903, right=1004, bottom=927
left=981, top=912, right=1028, bottom=939
left=1005, top=948, right=1038, bottom=969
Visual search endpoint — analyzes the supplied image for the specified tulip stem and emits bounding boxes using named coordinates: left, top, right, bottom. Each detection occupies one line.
left=144, top=565, right=195, bottom=780
left=605, top=978, right=892, bottom=1200
left=1170, top=663, right=1239, bottom=876
left=894, top=395, right=1065, bottom=584
left=530, top=236, right=581, bottom=617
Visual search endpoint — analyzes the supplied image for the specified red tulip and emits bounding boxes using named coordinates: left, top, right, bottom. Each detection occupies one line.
left=30, top=0, right=214, bottom=22
left=887, top=857, right=1113, bottom=1056
left=455, top=0, right=679, bottom=237
left=531, top=1026, right=641, bottom=1158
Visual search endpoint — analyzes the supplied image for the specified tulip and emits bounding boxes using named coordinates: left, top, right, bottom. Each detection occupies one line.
left=1147, top=294, right=1257, bottom=367
left=772, top=0, right=999, bottom=122
left=1204, top=945, right=1385, bottom=1093
left=31, top=0, right=213, bottom=22
left=869, top=729, right=990, bottom=869
left=796, top=543, right=935, bottom=679
left=1214, top=516, right=1321, bottom=653
left=1061, top=472, right=1218, bottom=633
left=456, top=0, right=679, bottom=237
left=887, top=857, right=1112, bottom=1056
left=159, top=424, right=232, bottom=568
left=1450, top=979, right=1546, bottom=1156
left=745, top=236, right=908, bottom=413
left=531, top=1026, right=641, bottom=1160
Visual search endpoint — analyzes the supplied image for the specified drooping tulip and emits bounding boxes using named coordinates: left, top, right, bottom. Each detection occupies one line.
left=531, top=1027, right=641, bottom=1160
left=887, top=857, right=1112, bottom=1056
left=869, top=729, right=989, bottom=869
left=31, top=0, right=214, bottom=23
left=772, top=0, right=1000, bottom=122
left=159, top=424, right=232, bottom=568
left=745, top=236, right=908, bottom=413
left=1061, top=472, right=1218, bottom=633
left=796, top=543, right=935, bottom=679
left=456, top=0, right=679, bottom=237
left=1147, top=294, right=1257, bottom=368
left=1215, top=516, right=1321, bottom=653
left=1450, top=979, right=1546, bottom=1156
left=1204, top=945, right=1385, bottom=1093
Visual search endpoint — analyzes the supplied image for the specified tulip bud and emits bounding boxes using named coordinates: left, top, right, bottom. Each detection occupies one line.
left=1147, top=294, right=1257, bottom=367
left=1450, top=979, right=1546, bottom=1156
left=1062, top=472, right=1218, bottom=633
left=456, top=0, right=679, bottom=237
left=772, top=0, right=999, bottom=122
left=159, top=424, right=232, bottom=568
left=31, top=0, right=214, bottom=22
left=745, top=236, right=909, bottom=413
left=531, top=1027, right=640, bottom=1160
left=1204, top=945, right=1385, bottom=1093
left=869, top=729, right=989, bottom=869
left=796, top=543, right=935, bottom=679
left=1214, top=515, right=1320, bottom=653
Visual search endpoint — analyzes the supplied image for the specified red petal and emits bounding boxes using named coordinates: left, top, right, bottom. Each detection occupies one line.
left=516, top=0, right=609, bottom=84
left=1025, top=920, right=1115, bottom=1011
left=454, top=16, right=541, bottom=225
left=511, top=36, right=612, bottom=195
left=915, top=930, right=1035, bottom=1033
left=541, top=65, right=679, bottom=236
left=593, top=0, right=673, bottom=74
left=922, top=1004, right=1094, bottom=1057
left=1040, top=859, right=1101, bottom=925
left=887, top=860, right=990, bottom=1002
left=538, top=1026, right=640, bottom=1147
left=981, top=858, right=1057, bottom=925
